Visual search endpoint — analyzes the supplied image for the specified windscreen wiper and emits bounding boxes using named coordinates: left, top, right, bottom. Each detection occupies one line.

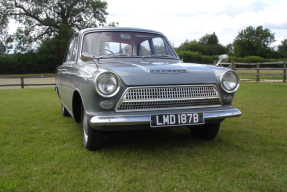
left=151, top=54, right=177, bottom=59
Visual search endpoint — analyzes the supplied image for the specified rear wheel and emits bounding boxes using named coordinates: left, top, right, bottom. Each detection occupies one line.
left=189, top=123, right=220, bottom=140
left=61, top=103, right=70, bottom=116
left=81, top=104, right=104, bottom=150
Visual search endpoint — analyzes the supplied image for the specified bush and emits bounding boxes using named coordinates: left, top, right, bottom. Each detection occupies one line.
left=0, top=53, right=62, bottom=74
left=177, top=51, right=214, bottom=64
left=202, top=55, right=214, bottom=64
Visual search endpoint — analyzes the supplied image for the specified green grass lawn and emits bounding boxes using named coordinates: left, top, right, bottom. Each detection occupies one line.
left=0, top=82, right=287, bottom=191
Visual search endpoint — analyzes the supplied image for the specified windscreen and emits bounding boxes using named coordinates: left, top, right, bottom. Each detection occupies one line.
left=82, top=31, right=176, bottom=58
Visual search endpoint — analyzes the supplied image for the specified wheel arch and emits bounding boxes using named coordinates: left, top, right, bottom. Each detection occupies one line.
left=72, top=90, right=83, bottom=123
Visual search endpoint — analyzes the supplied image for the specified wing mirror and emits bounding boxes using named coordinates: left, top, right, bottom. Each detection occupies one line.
left=81, top=52, right=99, bottom=67
left=215, top=54, right=229, bottom=66
left=81, top=52, right=94, bottom=61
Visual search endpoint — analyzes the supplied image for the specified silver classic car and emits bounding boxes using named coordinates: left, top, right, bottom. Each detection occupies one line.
left=55, top=27, right=241, bottom=150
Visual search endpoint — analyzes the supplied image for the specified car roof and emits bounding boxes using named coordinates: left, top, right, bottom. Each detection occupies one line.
left=79, top=27, right=164, bottom=36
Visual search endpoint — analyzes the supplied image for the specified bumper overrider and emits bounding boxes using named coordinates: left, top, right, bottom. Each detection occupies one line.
left=90, top=108, right=241, bottom=128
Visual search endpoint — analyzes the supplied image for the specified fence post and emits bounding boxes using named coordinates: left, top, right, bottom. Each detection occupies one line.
left=283, top=62, right=286, bottom=83
left=231, top=60, right=234, bottom=70
left=21, top=77, right=24, bottom=88
left=214, top=60, right=216, bottom=65
left=256, top=63, right=260, bottom=82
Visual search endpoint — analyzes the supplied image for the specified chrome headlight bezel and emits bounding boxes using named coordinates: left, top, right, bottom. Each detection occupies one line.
left=95, top=71, right=121, bottom=98
left=220, top=70, right=240, bottom=93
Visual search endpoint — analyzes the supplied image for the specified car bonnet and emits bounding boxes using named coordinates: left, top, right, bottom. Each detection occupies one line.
left=100, top=60, right=217, bottom=86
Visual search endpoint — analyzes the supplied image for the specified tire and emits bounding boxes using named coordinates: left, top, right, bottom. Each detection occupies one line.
left=189, top=123, right=220, bottom=140
left=61, top=103, right=70, bottom=116
left=81, top=103, right=104, bottom=150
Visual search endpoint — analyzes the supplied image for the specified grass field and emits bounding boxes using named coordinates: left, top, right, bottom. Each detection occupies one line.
left=0, top=82, right=287, bottom=191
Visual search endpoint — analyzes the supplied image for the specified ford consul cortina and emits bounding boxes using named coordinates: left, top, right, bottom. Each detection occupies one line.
left=55, top=27, right=241, bottom=150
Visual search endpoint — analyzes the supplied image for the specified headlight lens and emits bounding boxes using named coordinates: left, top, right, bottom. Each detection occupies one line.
left=221, top=71, right=239, bottom=93
left=97, top=73, right=118, bottom=95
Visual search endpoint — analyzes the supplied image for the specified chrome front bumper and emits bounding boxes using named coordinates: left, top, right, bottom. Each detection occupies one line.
left=90, top=108, right=241, bottom=127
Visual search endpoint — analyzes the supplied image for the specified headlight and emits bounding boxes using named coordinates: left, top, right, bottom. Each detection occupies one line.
left=95, top=72, right=120, bottom=97
left=220, top=71, right=240, bottom=93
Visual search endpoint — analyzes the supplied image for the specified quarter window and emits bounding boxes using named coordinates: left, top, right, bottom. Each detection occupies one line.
left=65, top=35, right=78, bottom=62
left=139, top=40, right=151, bottom=56
left=152, top=37, right=173, bottom=55
left=71, top=35, right=78, bottom=61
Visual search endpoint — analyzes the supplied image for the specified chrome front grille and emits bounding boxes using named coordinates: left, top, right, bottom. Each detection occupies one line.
left=116, top=85, right=222, bottom=112
left=123, top=87, right=218, bottom=100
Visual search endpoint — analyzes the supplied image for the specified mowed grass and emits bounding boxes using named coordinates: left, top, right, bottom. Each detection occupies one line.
left=236, top=69, right=285, bottom=80
left=0, top=82, right=287, bottom=191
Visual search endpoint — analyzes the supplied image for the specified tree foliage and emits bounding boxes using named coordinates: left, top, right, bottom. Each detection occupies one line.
left=176, top=32, right=227, bottom=56
left=233, top=26, right=276, bottom=58
left=0, top=0, right=116, bottom=54
left=278, top=38, right=287, bottom=57
left=199, top=32, right=219, bottom=45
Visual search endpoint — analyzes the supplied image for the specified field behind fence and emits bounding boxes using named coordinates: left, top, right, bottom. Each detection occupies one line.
left=220, top=61, right=287, bottom=82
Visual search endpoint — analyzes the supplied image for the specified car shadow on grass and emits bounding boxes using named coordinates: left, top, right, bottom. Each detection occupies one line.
left=102, top=126, right=222, bottom=151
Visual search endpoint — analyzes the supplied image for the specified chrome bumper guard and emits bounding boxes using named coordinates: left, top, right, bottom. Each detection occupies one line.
left=90, top=108, right=241, bottom=127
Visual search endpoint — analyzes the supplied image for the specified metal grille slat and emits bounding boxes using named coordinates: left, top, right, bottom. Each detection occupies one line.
left=117, top=86, right=221, bottom=112
left=123, top=86, right=218, bottom=100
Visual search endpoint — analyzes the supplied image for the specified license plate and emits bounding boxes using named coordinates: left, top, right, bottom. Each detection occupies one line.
left=150, top=113, right=204, bottom=127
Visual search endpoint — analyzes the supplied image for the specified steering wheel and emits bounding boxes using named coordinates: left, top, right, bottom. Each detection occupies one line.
left=94, top=48, right=115, bottom=56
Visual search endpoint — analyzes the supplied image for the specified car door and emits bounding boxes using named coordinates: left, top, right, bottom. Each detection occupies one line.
left=57, top=35, right=79, bottom=113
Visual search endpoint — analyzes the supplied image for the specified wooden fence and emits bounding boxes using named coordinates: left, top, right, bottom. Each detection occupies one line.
left=219, top=61, right=286, bottom=82
left=1, top=61, right=286, bottom=89
left=0, top=76, right=56, bottom=88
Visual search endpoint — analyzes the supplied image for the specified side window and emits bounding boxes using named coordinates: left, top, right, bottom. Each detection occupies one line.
left=65, top=38, right=75, bottom=62
left=139, top=40, right=151, bottom=56
left=152, top=38, right=166, bottom=55
left=152, top=37, right=175, bottom=56
left=71, top=35, right=78, bottom=61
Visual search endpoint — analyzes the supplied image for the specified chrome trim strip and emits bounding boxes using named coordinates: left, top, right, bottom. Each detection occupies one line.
left=204, top=108, right=241, bottom=119
left=122, top=96, right=220, bottom=103
left=90, top=115, right=150, bottom=126
left=90, top=108, right=241, bottom=126
left=57, top=66, right=93, bottom=79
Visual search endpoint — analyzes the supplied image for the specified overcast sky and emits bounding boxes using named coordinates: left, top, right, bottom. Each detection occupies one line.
left=8, top=0, right=286, bottom=48
left=105, top=0, right=287, bottom=47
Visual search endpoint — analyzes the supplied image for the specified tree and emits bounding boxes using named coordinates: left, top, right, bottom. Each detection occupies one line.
left=199, top=32, right=219, bottom=45
left=177, top=33, right=227, bottom=56
left=278, top=38, right=287, bottom=57
left=233, top=26, right=276, bottom=58
left=0, top=0, right=117, bottom=54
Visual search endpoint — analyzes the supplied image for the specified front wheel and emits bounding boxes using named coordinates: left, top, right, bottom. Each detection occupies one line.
left=81, top=104, right=104, bottom=150
left=188, top=123, right=220, bottom=140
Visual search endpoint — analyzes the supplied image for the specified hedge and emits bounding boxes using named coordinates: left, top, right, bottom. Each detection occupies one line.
left=0, top=53, right=63, bottom=74
left=177, top=51, right=214, bottom=64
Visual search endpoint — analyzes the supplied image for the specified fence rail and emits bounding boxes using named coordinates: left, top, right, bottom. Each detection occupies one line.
left=0, top=76, right=56, bottom=88
left=220, top=61, right=286, bottom=82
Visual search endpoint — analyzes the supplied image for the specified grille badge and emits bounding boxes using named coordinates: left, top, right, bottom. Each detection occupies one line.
left=149, top=69, right=188, bottom=74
